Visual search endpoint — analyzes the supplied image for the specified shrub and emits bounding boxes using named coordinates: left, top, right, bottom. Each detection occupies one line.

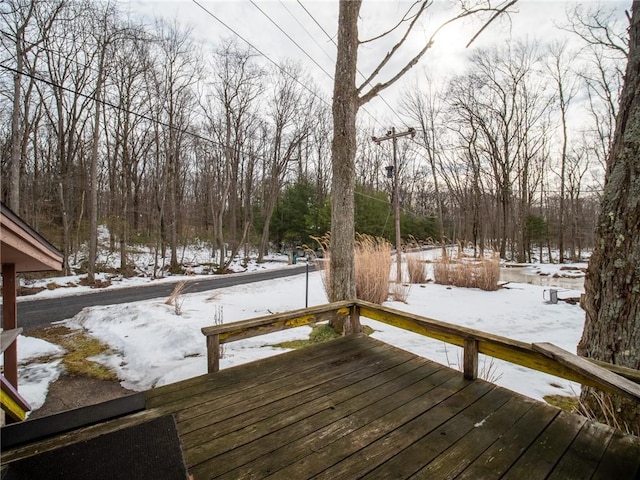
left=433, top=251, right=500, bottom=291
left=309, top=324, right=341, bottom=343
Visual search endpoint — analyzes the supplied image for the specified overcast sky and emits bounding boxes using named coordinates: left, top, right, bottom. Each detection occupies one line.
left=122, top=0, right=629, bottom=127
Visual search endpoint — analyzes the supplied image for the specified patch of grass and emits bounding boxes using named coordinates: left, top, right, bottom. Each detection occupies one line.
left=361, top=325, right=376, bottom=336
left=29, top=325, right=74, bottom=343
left=274, top=339, right=313, bottom=349
left=309, top=324, right=341, bottom=343
left=17, top=286, right=46, bottom=297
left=544, top=394, right=579, bottom=413
left=274, top=324, right=339, bottom=350
left=273, top=323, right=375, bottom=350
left=29, top=326, right=117, bottom=381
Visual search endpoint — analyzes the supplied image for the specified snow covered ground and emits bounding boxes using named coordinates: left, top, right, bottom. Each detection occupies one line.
left=14, top=252, right=294, bottom=302
left=7, top=252, right=588, bottom=415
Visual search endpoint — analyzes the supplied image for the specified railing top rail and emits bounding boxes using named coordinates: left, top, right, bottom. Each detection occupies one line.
left=201, top=302, right=353, bottom=336
left=1, top=328, right=23, bottom=354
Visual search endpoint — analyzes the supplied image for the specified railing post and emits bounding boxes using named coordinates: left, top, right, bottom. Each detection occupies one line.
left=2, top=263, right=18, bottom=389
left=346, top=303, right=361, bottom=335
left=207, top=334, right=220, bottom=373
left=463, top=337, right=479, bottom=380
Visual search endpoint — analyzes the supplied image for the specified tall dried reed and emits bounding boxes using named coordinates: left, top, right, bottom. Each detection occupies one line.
left=433, top=251, right=500, bottom=291
left=355, top=234, right=392, bottom=304
left=407, top=254, right=428, bottom=284
left=578, top=389, right=634, bottom=435
left=311, top=233, right=332, bottom=297
left=166, top=280, right=187, bottom=315
left=313, top=233, right=392, bottom=304
left=392, top=282, right=411, bottom=303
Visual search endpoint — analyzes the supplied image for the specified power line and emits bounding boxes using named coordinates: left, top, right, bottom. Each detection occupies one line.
left=191, top=0, right=332, bottom=110
left=286, top=2, right=387, bottom=129
left=354, top=190, right=437, bottom=219
left=278, top=0, right=335, bottom=65
left=249, top=0, right=334, bottom=81
left=0, top=62, right=260, bottom=159
left=295, top=0, right=408, bottom=128
left=295, top=1, right=336, bottom=47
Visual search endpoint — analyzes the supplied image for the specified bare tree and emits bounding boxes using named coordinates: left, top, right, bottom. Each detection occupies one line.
left=107, top=32, right=153, bottom=272
left=87, top=2, right=138, bottom=282
left=446, top=42, right=551, bottom=260
left=257, top=62, right=316, bottom=262
left=202, top=40, right=263, bottom=269
left=565, top=143, right=590, bottom=259
left=1, top=0, right=62, bottom=212
left=402, top=74, right=447, bottom=245
left=563, top=3, right=629, bottom=57
left=39, top=1, right=97, bottom=274
left=565, top=2, right=628, bottom=192
left=545, top=41, right=578, bottom=263
left=153, top=20, right=198, bottom=272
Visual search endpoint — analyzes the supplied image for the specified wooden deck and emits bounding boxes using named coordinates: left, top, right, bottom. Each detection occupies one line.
left=3, top=335, right=640, bottom=479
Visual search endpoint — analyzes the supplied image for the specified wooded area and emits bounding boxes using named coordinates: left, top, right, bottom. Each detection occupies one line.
left=0, top=1, right=627, bottom=276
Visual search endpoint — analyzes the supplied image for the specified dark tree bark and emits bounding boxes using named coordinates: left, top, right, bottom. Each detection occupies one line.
left=329, top=0, right=360, bottom=304
left=578, top=0, right=640, bottom=435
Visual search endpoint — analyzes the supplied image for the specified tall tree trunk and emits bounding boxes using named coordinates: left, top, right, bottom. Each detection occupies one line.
left=9, top=45, right=24, bottom=213
left=8, top=2, right=37, bottom=213
left=329, top=0, right=360, bottom=305
left=578, top=1, right=640, bottom=435
left=558, top=101, right=568, bottom=264
left=88, top=48, right=106, bottom=283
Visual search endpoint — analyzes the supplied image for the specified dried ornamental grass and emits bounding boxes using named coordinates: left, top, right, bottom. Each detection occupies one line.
left=313, top=233, right=392, bottom=304
left=578, top=389, right=634, bottom=436
left=407, top=254, right=428, bottom=284
left=392, top=282, right=411, bottom=303
left=354, top=234, right=392, bottom=304
left=434, top=251, right=500, bottom=291
left=166, top=280, right=187, bottom=315
left=311, top=233, right=332, bottom=297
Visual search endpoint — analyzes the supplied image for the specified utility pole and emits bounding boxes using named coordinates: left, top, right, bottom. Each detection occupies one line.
left=372, top=127, right=416, bottom=284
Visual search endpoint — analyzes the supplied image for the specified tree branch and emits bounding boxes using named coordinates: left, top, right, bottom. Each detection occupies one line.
left=465, top=0, right=518, bottom=48
left=560, top=4, right=629, bottom=58
left=359, top=0, right=518, bottom=106
left=359, top=1, right=424, bottom=45
left=356, top=1, right=429, bottom=95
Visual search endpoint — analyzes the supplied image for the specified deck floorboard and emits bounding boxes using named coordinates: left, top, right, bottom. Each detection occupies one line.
left=3, top=334, right=640, bottom=480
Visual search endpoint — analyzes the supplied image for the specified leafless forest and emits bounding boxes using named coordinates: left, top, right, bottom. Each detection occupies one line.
left=0, top=1, right=627, bottom=276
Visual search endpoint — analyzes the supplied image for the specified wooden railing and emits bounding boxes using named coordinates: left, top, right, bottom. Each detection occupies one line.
left=202, top=300, right=640, bottom=401
left=1, top=327, right=31, bottom=422
left=201, top=302, right=354, bottom=373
